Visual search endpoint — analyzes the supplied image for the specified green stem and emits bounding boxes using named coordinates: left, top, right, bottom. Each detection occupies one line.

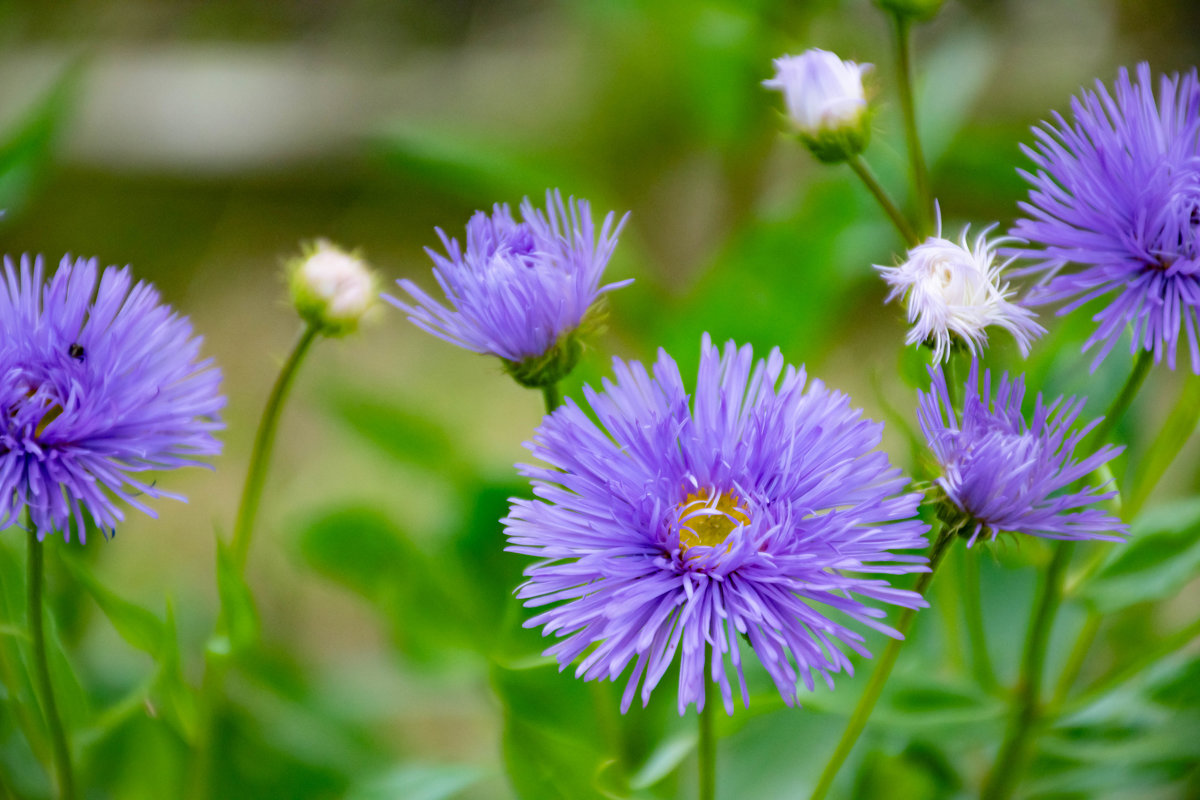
left=191, top=324, right=321, bottom=799
left=1084, top=349, right=1153, bottom=455
left=26, top=527, right=76, bottom=800
left=960, top=548, right=998, bottom=692
left=808, top=522, right=957, bottom=800
left=699, top=678, right=716, bottom=800
left=891, top=12, right=932, bottom=233
left=980, top=542, right=1073, bottom=800
left=846, top=155, right=920, bottom=247
left=1048, top=351, right=1156, bottom=709
left=1055, top=615, right=1200, bottom=717
left=230, top=324, right=319, bottom=573
left=542, top=383, right=561, bottom=414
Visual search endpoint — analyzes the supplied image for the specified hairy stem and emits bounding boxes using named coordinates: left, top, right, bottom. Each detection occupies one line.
left=27, top=526, right=76, bottom=800
left=808, top=522, right=956, bottom=800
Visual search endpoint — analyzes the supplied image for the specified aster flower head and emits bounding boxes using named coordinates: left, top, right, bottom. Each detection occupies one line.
left=288, top=239, right=378, bottom=336
left=764, top=49, right=872, bottom=162
left=1012, top=63, right=1200, bottom=372
left=0, top=255, right=224, bottom=543
left=389, top=190, right=629, bottom=388
left=877, top=213, right=1044, bottom=363
left=916, top=360, right=1126, bottom=546
left=504, top=334, right=930, bottom=715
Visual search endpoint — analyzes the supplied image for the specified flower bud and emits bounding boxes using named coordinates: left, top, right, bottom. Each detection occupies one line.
left=288, top=240, right=378, bottom=336
left=763, top=49, right=872, bottom=163
left=873, top=0, right=946, bottom=22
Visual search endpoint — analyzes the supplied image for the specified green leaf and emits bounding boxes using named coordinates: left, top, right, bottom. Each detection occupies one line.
left=628, top=731, right=695, bottom=790
left=294, top=507, right=480, bottom=660
left=1126, top=374, right=1200, bottom=516
left=215, top=539, right=260, bottom=655
left=0, top=61, right=82, bottom=216
left=491, top=661, right=614, bottom=800
left=343, top=764, right=486, bottom=800
left=59, top=553, right=166, bottom=657
left=322, top=391, right=474, bottom=478
left=1080, top=498, right=1200, bottom=613
left=153, top=599, right=198, bottom=742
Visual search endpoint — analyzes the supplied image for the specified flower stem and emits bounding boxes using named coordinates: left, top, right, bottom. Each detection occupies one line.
left=230, top=324, right=320, bottom=573
left=891, top=11, right=932, bottom=233
left=808, top=521, right=957, bottom=800
left=26, top=526, right=76, bottom=800
left=191, top=323, right=320, bottom=799
left=960, top=548, right=998, bottom=692
left=542, top=383, right=561, bottom=414
left=1046, top=350, right=1156, bottom=708
left=980, top=541, right=1073, bottom=800
left=846, top=155, right=920, bottom=247
left=699, top=675, right=716, bottom=800
left=1084, top=349, right=1153, bottom=455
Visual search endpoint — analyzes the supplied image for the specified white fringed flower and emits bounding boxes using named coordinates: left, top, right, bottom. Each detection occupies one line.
left=876, top=218, right=1044, bottom=362
left=764, top=49, right=871, bottom=161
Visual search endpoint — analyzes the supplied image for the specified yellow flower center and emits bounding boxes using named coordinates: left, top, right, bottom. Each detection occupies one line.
left=677, top=489, right=750, bottom=552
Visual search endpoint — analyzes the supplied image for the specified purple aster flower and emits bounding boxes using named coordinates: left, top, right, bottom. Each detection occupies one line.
left=504, top=334, right=930, bottom=715
left=0, top=255, right=224, bottom=543
left=1011, top=63, right=1200, bottom=372
left=916, top=360, right=1126, bottom=546
left=389, top=190, right=629, bottom=387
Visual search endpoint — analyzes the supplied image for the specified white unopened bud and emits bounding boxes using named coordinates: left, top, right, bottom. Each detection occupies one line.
left=876, top=214, right=1045, bottom=362
left=763, top=49, right=871, bottom=162
left=289, top=240, right=378, bottom=336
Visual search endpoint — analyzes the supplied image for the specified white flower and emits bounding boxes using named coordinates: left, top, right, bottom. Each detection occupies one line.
left=289, top=240, right=378, bottom=335
left=763, top=49, right=871, bottom=138
left=876, top=216, right=1044, bottom=362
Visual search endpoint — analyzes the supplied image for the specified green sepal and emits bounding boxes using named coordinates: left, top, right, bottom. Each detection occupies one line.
left=502, top=332, right=585, bottom=389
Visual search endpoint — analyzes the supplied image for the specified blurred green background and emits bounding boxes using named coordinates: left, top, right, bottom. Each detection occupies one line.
left=2, top=0, right=1200, bottom=798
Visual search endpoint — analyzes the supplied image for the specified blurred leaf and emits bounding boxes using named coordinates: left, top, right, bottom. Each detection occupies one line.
left=374, top=124, right=576, bottom=202
left=0, top=62, right=81, bottom=216
left=59, top=554, right=166, bottom=657
left=153, top=600, right=198, bottom=743
left=1149, top=657, right=1200, bottom=710
left=323, top=390, right=475, bottom=478
left=629, top=730, right=695, bottom=790
left=492, top=661, right=614, bottom=800
left=215, top=539, right=260, bottom=655
left=852, top=742, right=959, bottom=800
left=295, top=507, right=479, bottom=660
left=1126, top=374, right=1200, bottom=516
left=343, top=764, right=486, bottom=800
left=1080, top=498, right=1200, bottom=613
left=0, top=625, right=26, bottom=640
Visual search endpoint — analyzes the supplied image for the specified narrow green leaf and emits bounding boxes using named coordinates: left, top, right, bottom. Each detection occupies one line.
left=215, top=539, right=260, bottom=654
left=1126, top=374, right=1200, bottom=516
left=59, top=554, right=166, bottom=657
left=1080, top=498, right=1200, bottom=613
